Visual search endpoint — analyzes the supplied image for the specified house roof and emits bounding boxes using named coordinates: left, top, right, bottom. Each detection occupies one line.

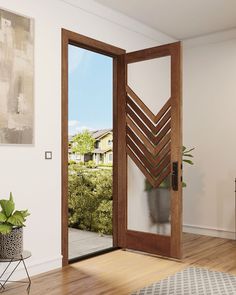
left=93, top=147, right=112, bottom=154
left=69, top=129, right=112, bottom=142
left=93, top=148, right=105, bottom=154
left=91, top=129, right=112, bottom=140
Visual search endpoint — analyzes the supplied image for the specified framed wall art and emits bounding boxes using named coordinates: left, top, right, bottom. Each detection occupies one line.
left=0, top=8, right=34, bottom=144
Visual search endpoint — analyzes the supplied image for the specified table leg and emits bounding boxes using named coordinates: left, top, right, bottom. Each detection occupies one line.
left=21, top=255, right=31, bottom=293
left=0, top=258, right=13, bottom=292
left=1, top=260, right=21, bottom=288
left=0, top=254, right=31, bottom=293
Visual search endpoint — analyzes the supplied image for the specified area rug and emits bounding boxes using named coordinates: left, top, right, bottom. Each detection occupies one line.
left=131, top=266, right=236, bottom=295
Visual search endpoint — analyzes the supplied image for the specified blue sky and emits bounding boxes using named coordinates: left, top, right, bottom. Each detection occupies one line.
left=68, top=45, right=113, bottom=135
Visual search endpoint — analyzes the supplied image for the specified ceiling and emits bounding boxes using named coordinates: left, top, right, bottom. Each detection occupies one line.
left=94, top=0, right=236, bottom=40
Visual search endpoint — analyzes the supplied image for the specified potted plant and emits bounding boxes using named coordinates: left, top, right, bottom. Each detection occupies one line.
left=0, top=193, right=30, bottom=258
left=145, top=146, right=194, bottom=225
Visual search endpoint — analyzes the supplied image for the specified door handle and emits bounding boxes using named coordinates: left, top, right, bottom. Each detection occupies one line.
left=172, top=162, right=178, bottom=191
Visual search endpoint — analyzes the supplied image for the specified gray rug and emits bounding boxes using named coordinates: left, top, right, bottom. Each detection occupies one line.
left=131, top=266, right=236, bottom=295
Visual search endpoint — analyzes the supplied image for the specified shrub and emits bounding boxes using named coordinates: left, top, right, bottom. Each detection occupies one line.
left=68, top=169, right=112, bottom=235
left=98, top=163, right=113, bottom=167
left=85, top=160, right=97, bottom=169
left=94, top=200, right=112, bottom=235
left=68, top=162, right=85, bottom=175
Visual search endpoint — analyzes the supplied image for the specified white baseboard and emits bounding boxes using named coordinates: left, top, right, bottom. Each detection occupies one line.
left=183, top=224, right=236, bottom=240
left=0, top=255, right=62, bottom=282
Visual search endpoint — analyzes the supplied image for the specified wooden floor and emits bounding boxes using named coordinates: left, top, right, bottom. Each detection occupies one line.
left=5, top=233, right=236, bottom=295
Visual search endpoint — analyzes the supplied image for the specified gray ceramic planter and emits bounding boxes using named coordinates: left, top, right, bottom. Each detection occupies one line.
left=147, top=187, right=170, bottom=224
left=0, top=227, right=23, bottom=258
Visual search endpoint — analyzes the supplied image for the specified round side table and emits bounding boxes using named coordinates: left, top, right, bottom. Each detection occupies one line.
left=0, top=250, right=31, bottom=293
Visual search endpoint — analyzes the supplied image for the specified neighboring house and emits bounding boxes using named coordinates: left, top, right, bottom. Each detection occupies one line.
left=91, top=129, right=113, bottom=165
left=68, top=129, right=113, bottom=165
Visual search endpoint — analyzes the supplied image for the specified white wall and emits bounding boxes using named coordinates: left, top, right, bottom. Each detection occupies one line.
left=183, top=31, right=236, bottom=239
left=0, top=0, right=174, bottom=277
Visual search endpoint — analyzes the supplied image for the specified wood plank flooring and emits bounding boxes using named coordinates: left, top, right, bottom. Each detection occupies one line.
left=4, top=233, right=236, bottom=295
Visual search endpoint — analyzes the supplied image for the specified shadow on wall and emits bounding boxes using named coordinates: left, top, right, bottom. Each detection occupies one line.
left=184, top=157, right=236, bottom=236
left=216, top=171, right=235, bottom=233
left=183, top=165, right=205, bottom=224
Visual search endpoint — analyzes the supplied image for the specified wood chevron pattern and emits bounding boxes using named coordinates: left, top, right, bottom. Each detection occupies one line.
left=126, top=86, right=172, bottom=188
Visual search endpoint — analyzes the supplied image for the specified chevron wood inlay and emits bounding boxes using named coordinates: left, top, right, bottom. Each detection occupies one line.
left=127, top=126, right=171, bottom=163
left=126, top=135, right=170, bottom=176
left=126, top=85, right=171, bottom=124
left=126, top=85, right=172, bottom=188
left=127, top=146, right=171, bottom=188
left=126, top=104, right=156, bottom=142
left=126, top=117, right=171, bottom=154
left=127, top=95, right=171, bottom=135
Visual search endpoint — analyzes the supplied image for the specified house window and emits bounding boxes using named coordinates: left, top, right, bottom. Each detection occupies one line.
left=109, top=153, right=113, bottom=162
left=108, top=139, right=113, bottom=146
left=95, top=140, right=100, bottom=148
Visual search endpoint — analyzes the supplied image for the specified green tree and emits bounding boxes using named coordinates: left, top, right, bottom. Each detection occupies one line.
left=71, top=130, right=95, bottom=157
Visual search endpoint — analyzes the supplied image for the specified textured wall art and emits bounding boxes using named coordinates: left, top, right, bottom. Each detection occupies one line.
left=0, top=9, right=34, bottom=144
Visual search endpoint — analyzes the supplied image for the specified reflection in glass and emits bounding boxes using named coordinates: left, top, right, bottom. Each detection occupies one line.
left=145, top=176, right=171, bottom=236
left=127, top=159, right=171, bottom=236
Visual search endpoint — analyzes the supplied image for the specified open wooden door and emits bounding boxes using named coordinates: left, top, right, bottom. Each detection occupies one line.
left=117, top=42, right=182, bottom=259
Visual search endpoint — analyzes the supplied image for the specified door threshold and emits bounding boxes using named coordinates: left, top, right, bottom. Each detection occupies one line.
left=124, top=248, right=182, bottom=263
left=69, top=247, right=120, bottom=264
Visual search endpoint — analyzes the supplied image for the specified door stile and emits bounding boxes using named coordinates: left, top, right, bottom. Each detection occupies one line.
left=170, top=42, right=182, bottom=259
left=117, top=53, right=127, bottom=248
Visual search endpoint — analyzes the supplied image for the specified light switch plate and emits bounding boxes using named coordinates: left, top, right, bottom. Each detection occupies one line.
left=45, top=151, right=52, bottom=160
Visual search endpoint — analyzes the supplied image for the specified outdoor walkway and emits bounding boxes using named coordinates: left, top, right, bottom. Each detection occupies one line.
left=69, top=227, right=113, bottom=259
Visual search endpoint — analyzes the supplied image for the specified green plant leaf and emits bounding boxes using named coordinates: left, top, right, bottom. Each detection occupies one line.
left=182, top=146, right=186, bottom=151
left=9, top=192, right=13, bottom=202
left=0, top=198, right=15, bottom=218
left=183, top=159, right=194, bottom=165
left=145, top=180, right=153, bottom=192
left=182, top=181, right=187, bottom=187
left=0, top=212, right=7, bottom=222
left=7, top=211, right=25, bottom=226
left=184, top=148, right=195, bottom=153
left=183, top=154, right=193, bottom=157
left=20, top=210, right=30, bottom=219
left=0, top=193, right=29, bottom=231
left=0, top=223, right=12, bottom=234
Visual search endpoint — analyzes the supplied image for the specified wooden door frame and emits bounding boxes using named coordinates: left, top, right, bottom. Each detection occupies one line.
left=61, top=28, right=126, bottom=266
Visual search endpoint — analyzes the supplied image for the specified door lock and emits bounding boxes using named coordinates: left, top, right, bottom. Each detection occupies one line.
left=172, top=162, right=178, bottom=191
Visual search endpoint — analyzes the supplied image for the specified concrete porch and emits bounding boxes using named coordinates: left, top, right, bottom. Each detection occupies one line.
left=69, top=227, right=113, bottom=259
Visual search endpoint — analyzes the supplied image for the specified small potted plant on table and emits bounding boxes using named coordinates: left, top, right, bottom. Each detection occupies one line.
left=0, top=193, right=30, bottom=258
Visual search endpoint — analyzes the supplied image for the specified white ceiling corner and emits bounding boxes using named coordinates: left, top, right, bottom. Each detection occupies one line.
left=94, top=0, right=236, bottom=40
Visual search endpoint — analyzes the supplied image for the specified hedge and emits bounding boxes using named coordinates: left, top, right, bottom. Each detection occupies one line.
left=68, top=166, right=112, bottom=235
